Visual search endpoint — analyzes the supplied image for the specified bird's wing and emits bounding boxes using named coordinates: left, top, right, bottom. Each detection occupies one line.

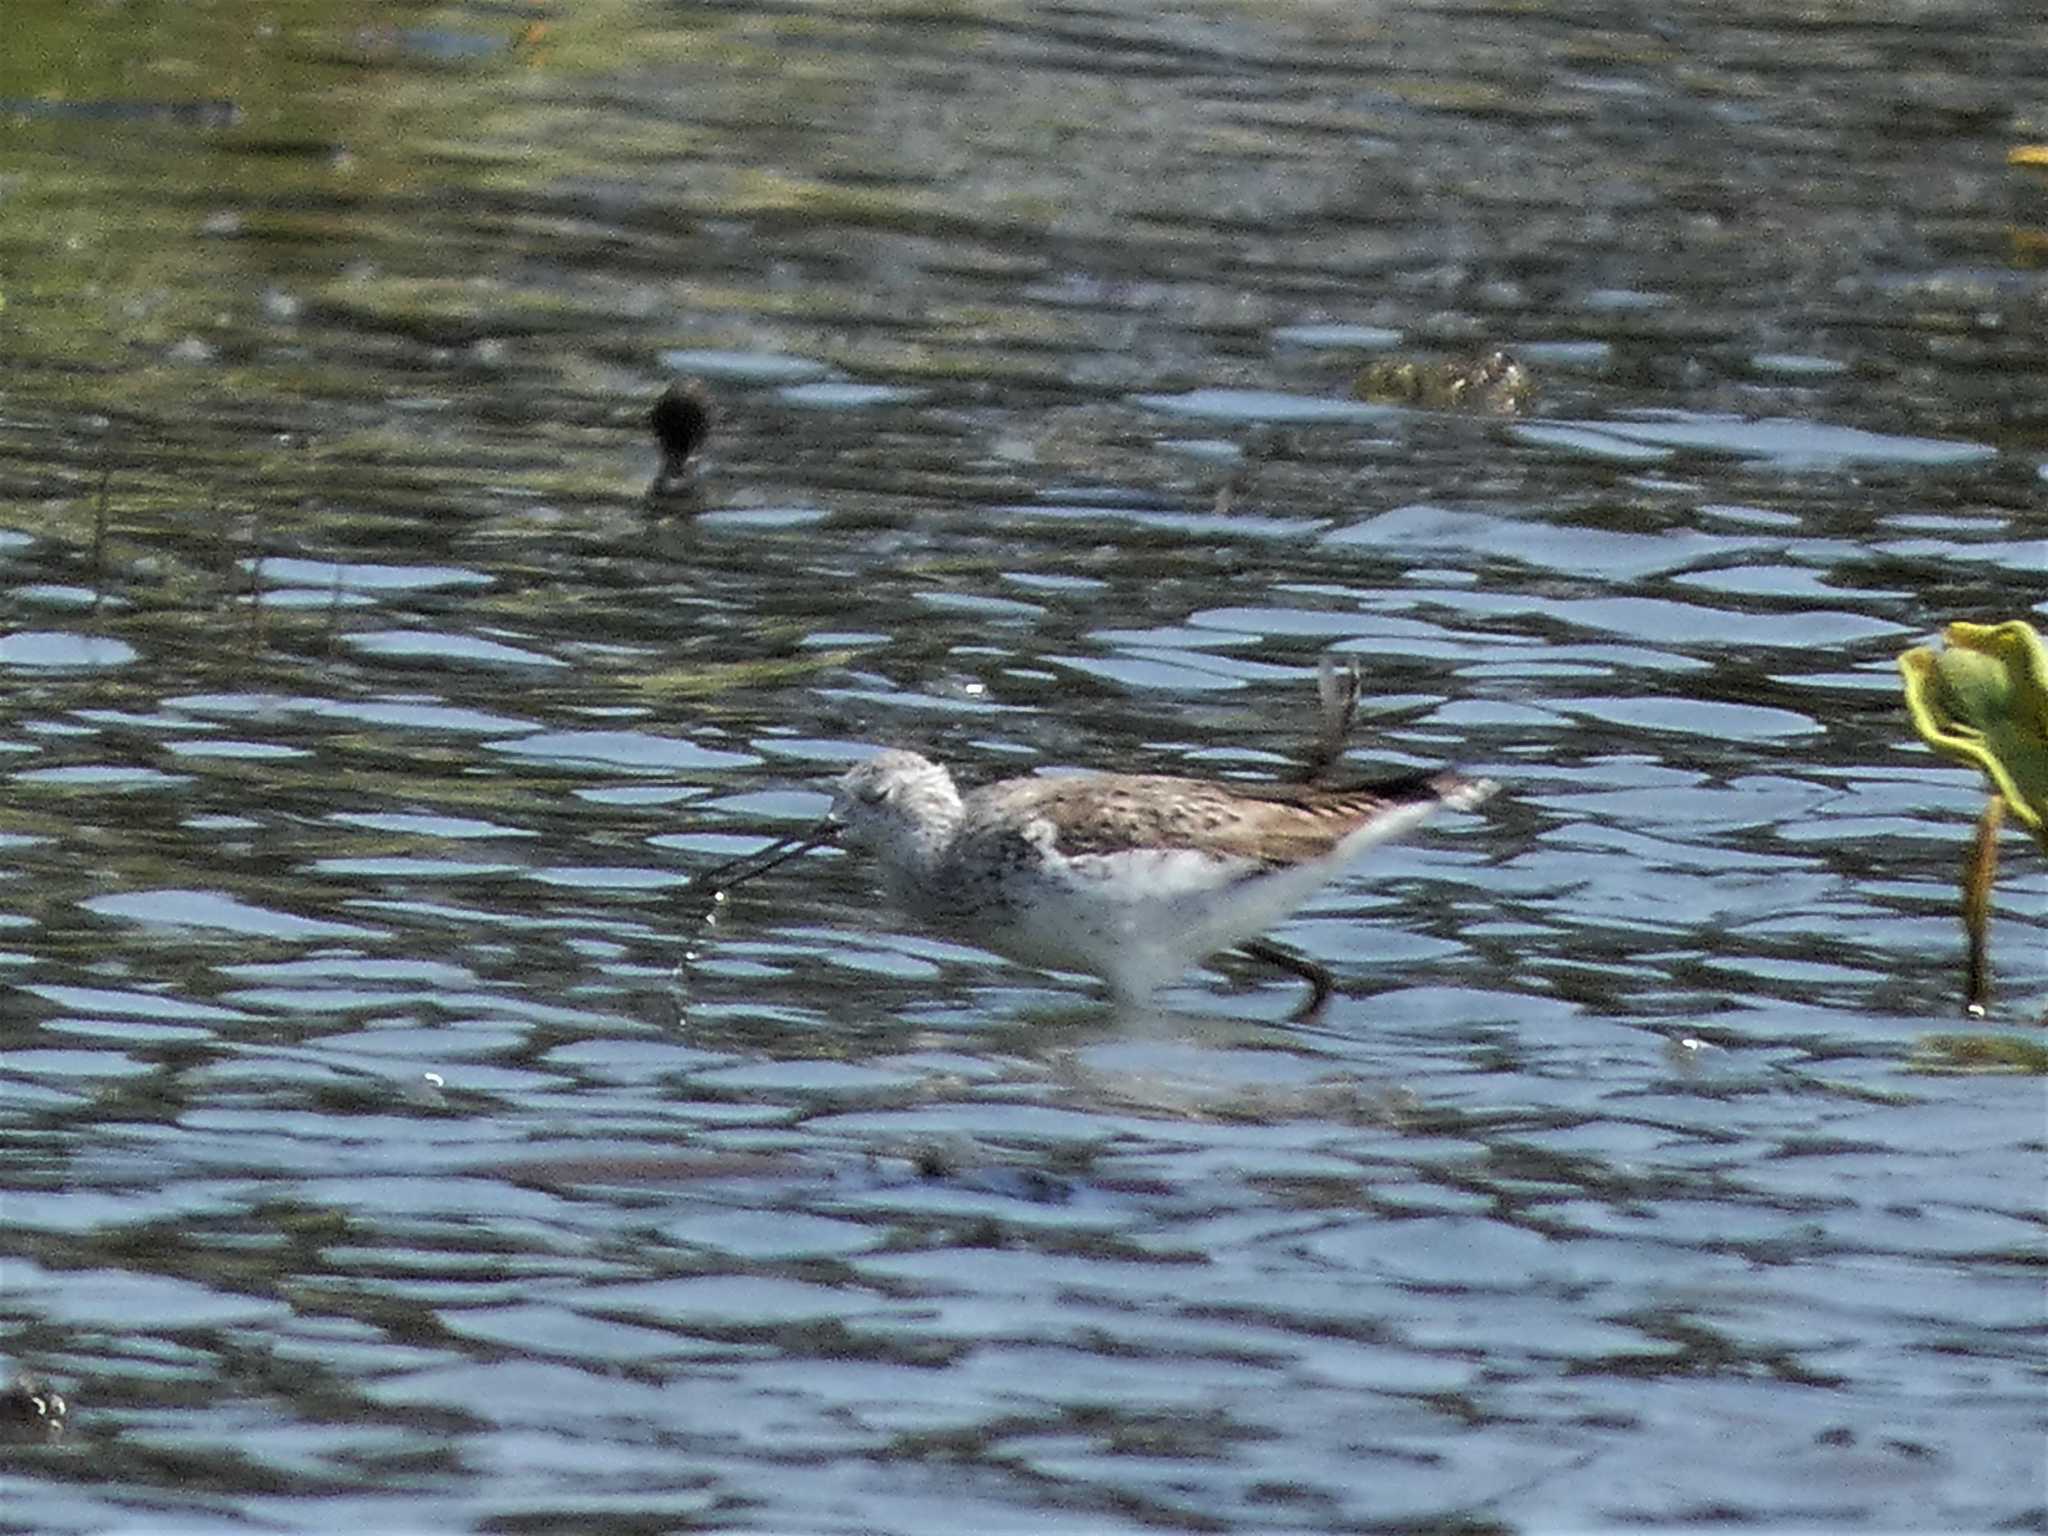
left=963, top=770, right=1480, bottom=868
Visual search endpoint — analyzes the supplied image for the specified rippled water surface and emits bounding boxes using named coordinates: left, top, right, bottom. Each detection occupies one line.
left=3, top=1, right=2045, bottom=1530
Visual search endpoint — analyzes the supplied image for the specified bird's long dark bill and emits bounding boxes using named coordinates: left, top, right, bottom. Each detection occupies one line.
left=690, top=821, right=839, bottom=894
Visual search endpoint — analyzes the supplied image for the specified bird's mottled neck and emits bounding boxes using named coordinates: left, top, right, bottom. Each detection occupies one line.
left=869, top=773, right=966, bottom=906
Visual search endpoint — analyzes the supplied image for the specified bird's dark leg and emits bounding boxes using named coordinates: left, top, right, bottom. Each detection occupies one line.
left=1237, top=937, right=1334, bottom=1020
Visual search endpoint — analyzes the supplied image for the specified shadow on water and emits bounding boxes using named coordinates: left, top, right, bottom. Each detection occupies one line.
left=1, top=0, right=2044, bottom=1531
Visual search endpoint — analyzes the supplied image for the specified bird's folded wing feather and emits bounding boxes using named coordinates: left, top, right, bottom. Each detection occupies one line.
left=961, top=771, right=1466, bottom=867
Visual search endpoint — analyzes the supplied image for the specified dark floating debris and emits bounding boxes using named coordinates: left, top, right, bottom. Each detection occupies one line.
left=648, top=376, right=714, bottom=500
left=0, top=1373, right=66, bottom=1439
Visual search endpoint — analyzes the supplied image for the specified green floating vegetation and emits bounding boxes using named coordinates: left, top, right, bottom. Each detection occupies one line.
left=1909, top=1034, right=2048, bottom=1076
left=622, top=651, right=858, bottom=700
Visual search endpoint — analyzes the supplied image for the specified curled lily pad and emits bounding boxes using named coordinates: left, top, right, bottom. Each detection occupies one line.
left=1898, top=620, right=2048, bottom=853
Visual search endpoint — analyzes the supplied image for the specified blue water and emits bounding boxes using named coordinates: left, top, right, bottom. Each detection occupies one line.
left=0, top=0, right=2043, bottom=1530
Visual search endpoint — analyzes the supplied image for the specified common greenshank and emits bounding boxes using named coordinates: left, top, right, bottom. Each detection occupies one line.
left=697, top=749, right=1496, bottom=1017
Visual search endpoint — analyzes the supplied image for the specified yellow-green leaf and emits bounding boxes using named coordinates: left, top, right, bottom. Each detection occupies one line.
left=1899, top=620, right=2048, bottom=853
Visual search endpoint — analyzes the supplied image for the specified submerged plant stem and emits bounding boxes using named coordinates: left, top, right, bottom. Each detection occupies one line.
left=1962, top=796, right=2002, bottom=1014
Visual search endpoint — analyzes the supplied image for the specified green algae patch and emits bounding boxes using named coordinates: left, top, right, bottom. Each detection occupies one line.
left=1908, top=1034, right=2048, bottom=1076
